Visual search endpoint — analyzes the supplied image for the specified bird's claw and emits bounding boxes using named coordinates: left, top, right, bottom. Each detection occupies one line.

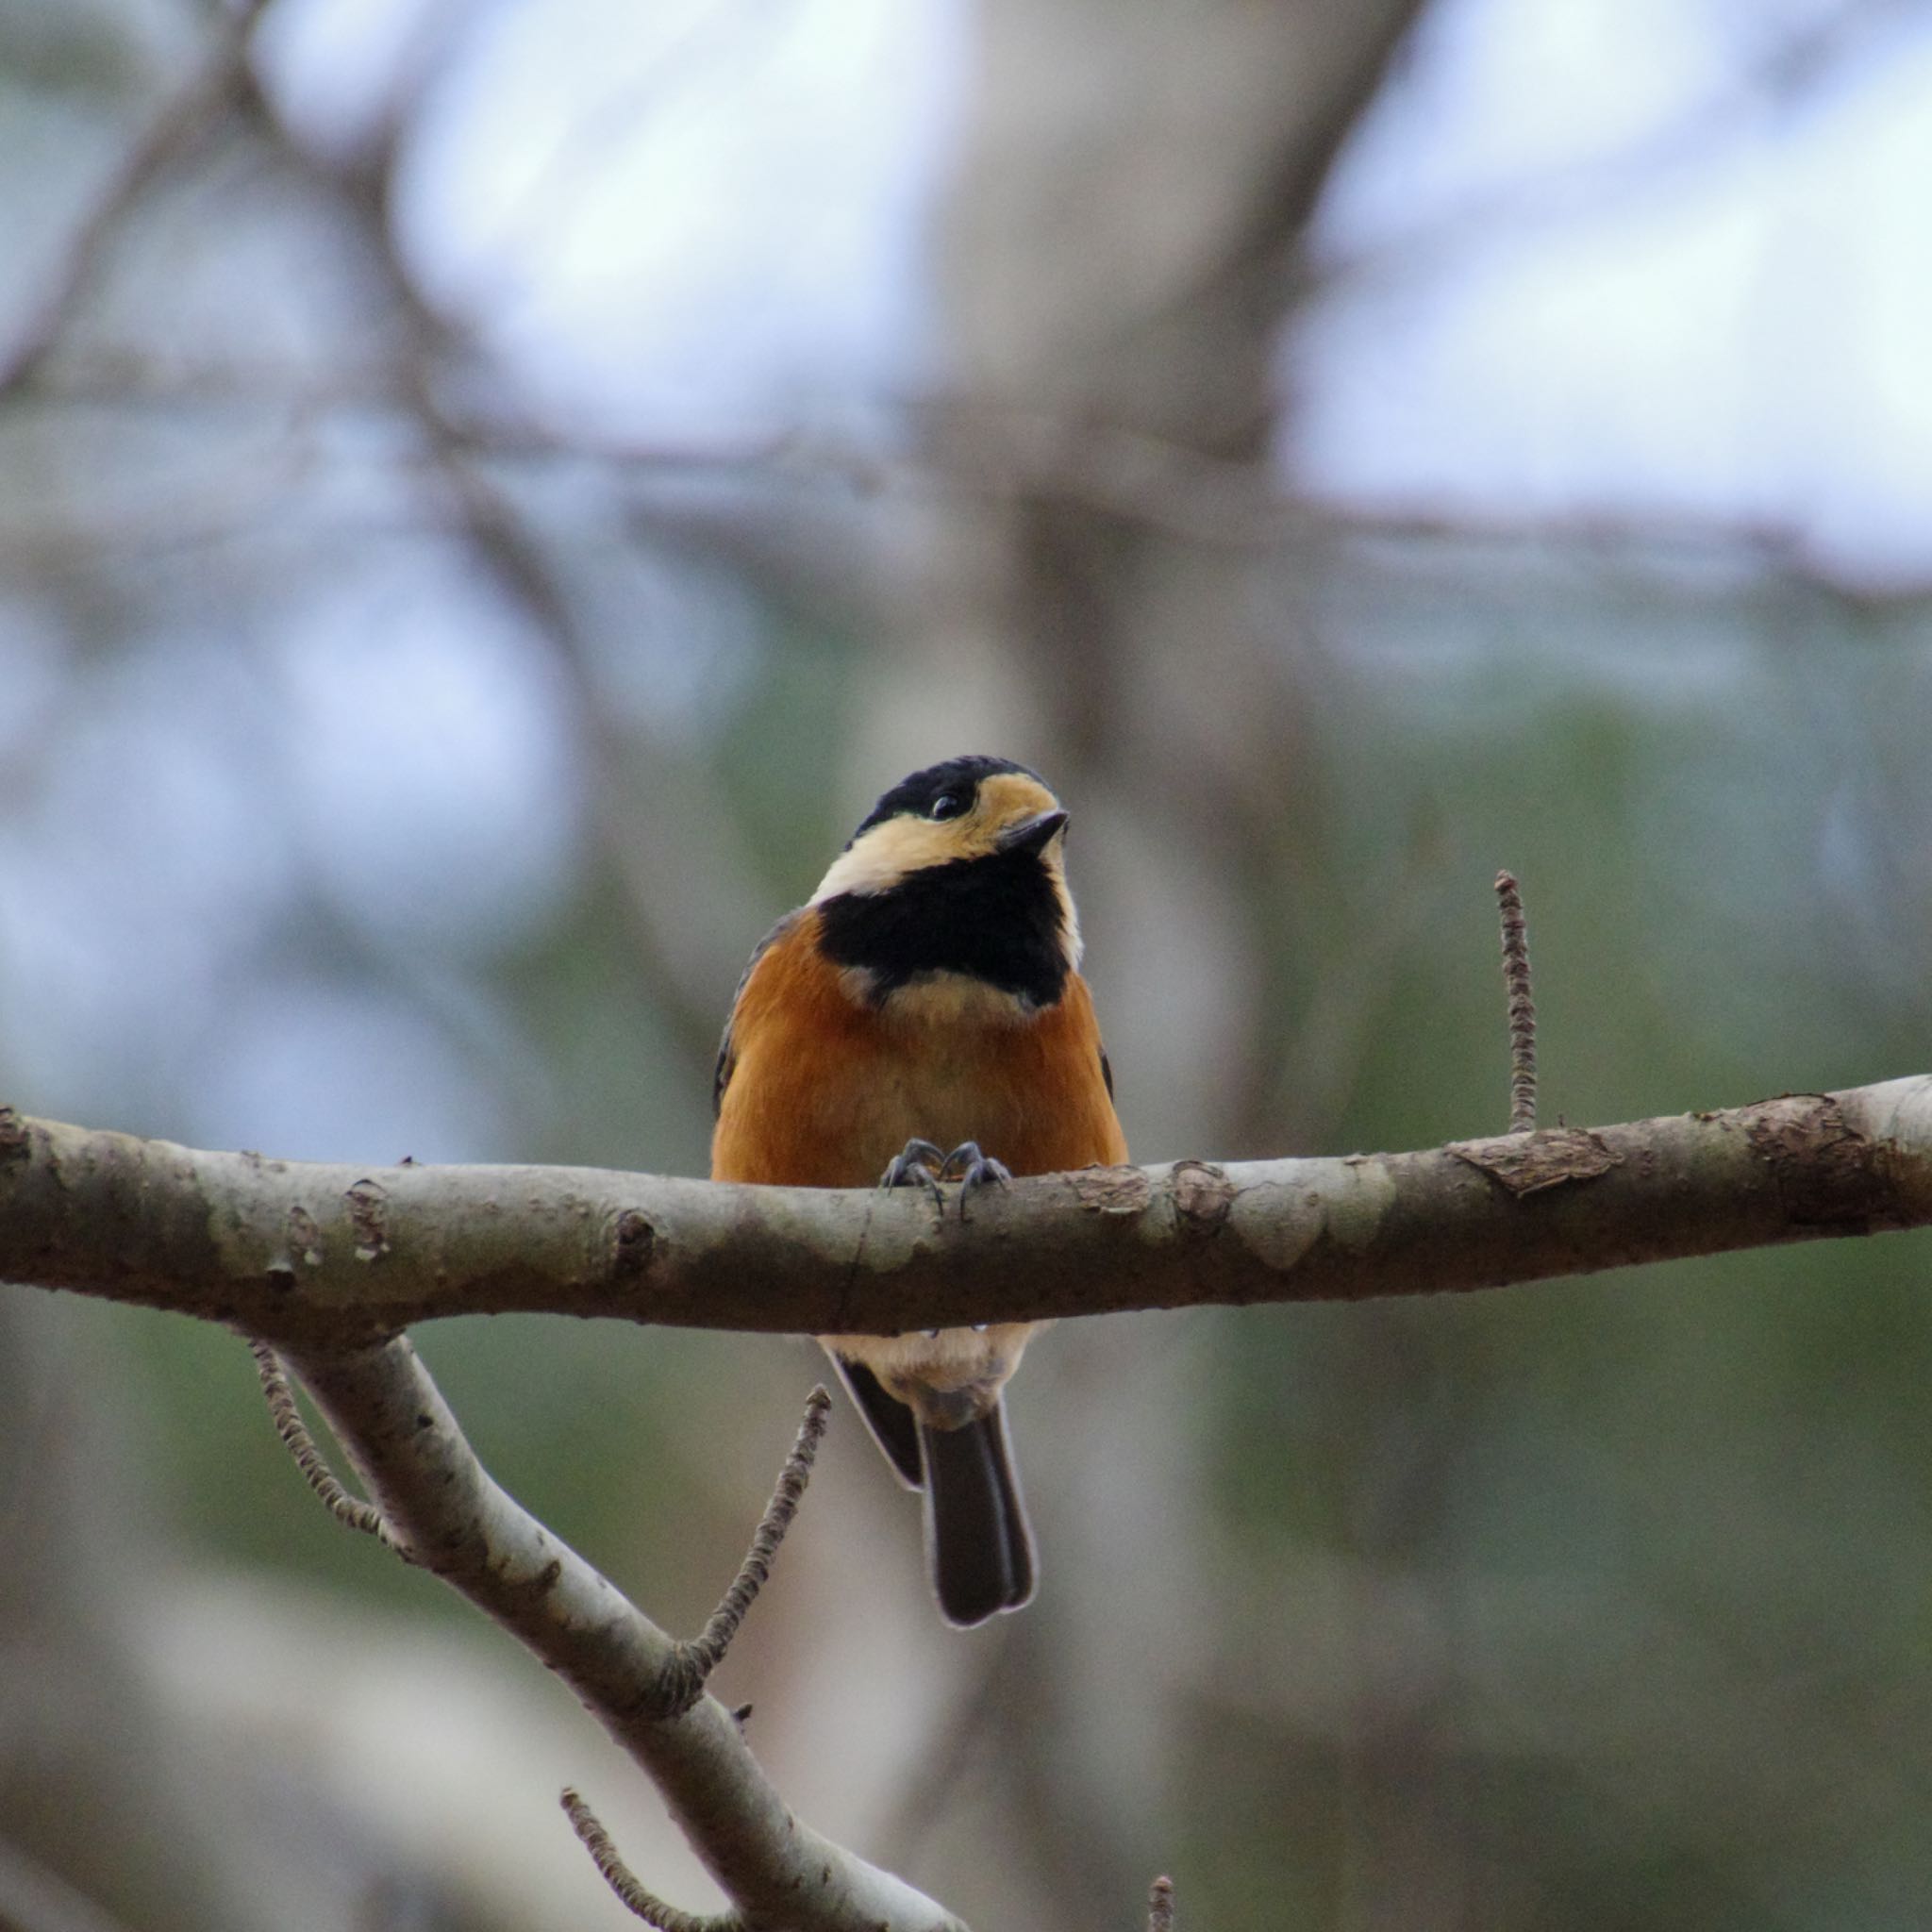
left=880, top=1138, right=947, bottom=1208
left=879, top=1140, right=1011, bottom=1218
left=938, top=1141, right=1011, bottom=1189
left=939, top=1141, right=1010, bottom=1220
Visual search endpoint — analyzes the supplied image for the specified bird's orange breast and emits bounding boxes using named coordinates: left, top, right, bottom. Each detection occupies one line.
left=711, top=911, right=1127, bottom=1187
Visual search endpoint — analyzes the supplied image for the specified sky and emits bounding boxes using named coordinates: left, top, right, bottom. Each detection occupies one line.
left=1293, top=0, right=1932, bottom=586
left=257, top=0, right=1932, bottom=585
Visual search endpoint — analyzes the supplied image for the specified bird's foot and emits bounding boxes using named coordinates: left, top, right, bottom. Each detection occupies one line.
left=880, top=1138, right=947, bottom=1209
left=881, top=1139, right=1010, bottom=1219
left=939, top=1141, right=1011, bottom=1219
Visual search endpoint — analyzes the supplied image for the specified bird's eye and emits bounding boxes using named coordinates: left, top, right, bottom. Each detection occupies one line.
left=929, top=792, right=966, bottom=822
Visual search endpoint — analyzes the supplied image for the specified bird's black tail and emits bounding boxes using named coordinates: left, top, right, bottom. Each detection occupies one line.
left=920, top=1400, right=1035, bottom=1627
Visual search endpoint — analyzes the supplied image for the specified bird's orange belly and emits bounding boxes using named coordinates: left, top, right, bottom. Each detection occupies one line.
left=713, top=950, right=1125, bottom=1189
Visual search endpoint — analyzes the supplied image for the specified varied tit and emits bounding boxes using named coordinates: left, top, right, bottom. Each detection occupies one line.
left=710, top=757, right=1127, bottom=1625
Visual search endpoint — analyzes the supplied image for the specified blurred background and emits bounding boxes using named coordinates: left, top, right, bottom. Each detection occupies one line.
left=3, top=0, right=1932, bottom=1926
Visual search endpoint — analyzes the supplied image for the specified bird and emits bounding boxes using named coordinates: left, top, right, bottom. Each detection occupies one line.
left=710, top=756, right=1128, bottom=1626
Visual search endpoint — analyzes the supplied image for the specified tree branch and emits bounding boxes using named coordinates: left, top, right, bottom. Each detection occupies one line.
left=270, top=1336, right=963, bottom=1932
left=2, top=1079, right=1928, bottom=1344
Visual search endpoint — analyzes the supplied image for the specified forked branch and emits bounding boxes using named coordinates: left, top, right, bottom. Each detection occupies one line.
left=250, top=1340, right=406, bottom=1553
left=263, top=1340, right=961, bottom=1932
left=0, top=0, right=275, bottom=398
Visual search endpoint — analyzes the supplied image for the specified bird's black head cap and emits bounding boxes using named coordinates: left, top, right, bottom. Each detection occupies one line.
left=848, top=756, right=1040, bottom=844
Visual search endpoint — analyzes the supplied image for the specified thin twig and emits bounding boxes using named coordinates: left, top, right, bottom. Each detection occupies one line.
left=1494, top=871, right=1538, bottom=1133
left=559, top=1788, right=740, bottom=1932
left=23, top=332, right=1917, bottom=600
left=1147, top=1874, right=1176, bottom=1932
left=655, top=1385, right=833, bottom=1716
left=249, top=1341, right=406, bottom=1554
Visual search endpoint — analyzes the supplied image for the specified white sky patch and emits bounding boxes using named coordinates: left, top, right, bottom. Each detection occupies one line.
left=262, top=556, right=585, bottom=948
left=1314, top=0, right=1725, bottom=245
left=1291, top=0, right=1932, bottom=583
left=390, top=0, right=966, bottom=433
left=1774, top=19, right=1932, bottom=575
left=1292, top=150, right=1788, bottom=521
left=256, top=0, right=1932, bottom=575
left=0, top=638, right=297, bottom=1119
left=186, top=974, right=513, bottom=1162
left=252, top=0, right=457, bottom=158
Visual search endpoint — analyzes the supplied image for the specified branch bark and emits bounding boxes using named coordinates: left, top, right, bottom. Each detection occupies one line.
left=271, top=1337, right=962, bottom=1932
left=3, top=1077, right=1928, bottom=1346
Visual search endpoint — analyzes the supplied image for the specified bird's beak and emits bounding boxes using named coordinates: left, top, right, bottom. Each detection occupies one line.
left=996, top=808, right=1069, bottom=857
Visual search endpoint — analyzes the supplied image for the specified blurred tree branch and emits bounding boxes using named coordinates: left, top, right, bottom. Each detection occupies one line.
left=3, top=1078, right=1927, bottom=1343
left=225, top=56, right=769, bottom=1071
left=9, top=356, right=1927, bottom=608
left=0, top=1835, right=142, bottom=1932
left=0, top=0, right=275, bottom=401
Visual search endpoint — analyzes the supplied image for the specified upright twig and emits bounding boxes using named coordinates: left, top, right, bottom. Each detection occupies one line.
left=250, top=1341, right=405, bottom=1553
left=560, top=1789, right=739, bottom=1932
left=1147, top=1874, right=1176, bottom=1932
left=656, top=1384, right=833, bottom=1716
left=1494, top=870, right=1538, bottom=1133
